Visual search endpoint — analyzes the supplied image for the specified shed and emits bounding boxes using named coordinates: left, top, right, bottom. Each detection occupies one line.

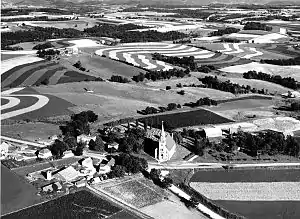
left=38, top=148, right=52, bottom=159
left=55, top=166, right=81, bottom=182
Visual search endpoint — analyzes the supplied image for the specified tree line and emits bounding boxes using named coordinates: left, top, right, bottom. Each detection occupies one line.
left=243, top=22, right=272, bottom=31
left=209, top=27, right=240, bottom=37
left=261, top=56, right=300, bottom=66
left=199, top=76, right=269, bottom=95
left=2, top=17, right=71, bottom=22
left=132, top=68, right=190, bottom=82
left=243, top=70, right=300, bottom=90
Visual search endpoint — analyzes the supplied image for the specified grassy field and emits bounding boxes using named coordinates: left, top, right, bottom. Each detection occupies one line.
left=139, top=108, right=233, bottom=129
left=1, top=122, right=60, bottom=142
left=2, top=190, right=129, bottom=219
left=61, top=54, right=147, bottom=79
left=1, top=164, right=41, bottom=215
left=1, top=53, right=27, bottom=61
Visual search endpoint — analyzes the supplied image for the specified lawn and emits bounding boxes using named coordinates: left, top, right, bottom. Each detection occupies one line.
left=2, top=190, right=122, bottom=219
left=138, top=108, right=233, bottom=130
left=1, top=164, right=41, bottom=215
left=100, top=179, right=164, bottom=208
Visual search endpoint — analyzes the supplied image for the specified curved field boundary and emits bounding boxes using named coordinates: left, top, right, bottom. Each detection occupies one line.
left=242, top=48, right=263, bottom=59
left=5, top=62, right=57, bottom=88
left=96, top=43, right=215, bottom=71
left=1, top=56, right=43, bottom=74
left=1, top=96, right=20, bottom=110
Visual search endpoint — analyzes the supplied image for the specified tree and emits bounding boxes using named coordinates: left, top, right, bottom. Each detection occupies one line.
left=161, top=177, right=173, bottom=188
left=109, top=165, right=126, bottom=178
left=194, top=139, right=204, bottom=156
left=88, top=139, right=96, bottom=150
left=41, top=78, right=49, bottom=85
left=173, top=132, right=183, bottom=144
left=166, top=86, right=171, bottom=90
left=74, top=141, right=85, bottom=156
left=167, top=103, right=178, bottom=111
left=63, top=136, right=77, bottom=149
left=94, top=136, right=105, bottom=152
left=49, top=139, right=68, bottom=158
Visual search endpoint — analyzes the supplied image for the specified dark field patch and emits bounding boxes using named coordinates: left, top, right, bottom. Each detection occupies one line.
left=1, top=98, right=9, bottom=106
left=1, top=165, right=41, bottom=215
left=216, top=200, right=300, bottom=219
left=190, top=169, right=300, bottom=183
left=2, top=190, right=121, bottom=219
left=57, top=71, right=96, bottom=84
left=1, top=53, right=26, bottom=61
left=33, top=66, right=65, bottom=85
left=138, top=108, right=232, bottom=129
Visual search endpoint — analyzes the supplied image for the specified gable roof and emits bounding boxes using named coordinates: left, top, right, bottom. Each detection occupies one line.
left=165, top=133, right=176, bottom=151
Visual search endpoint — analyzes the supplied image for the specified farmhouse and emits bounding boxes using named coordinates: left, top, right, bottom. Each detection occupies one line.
left=0, top=142, right=9, bottom=159
left=77, top=134, right=96, bottom=146
left=144, top=122, right=176, bottom=162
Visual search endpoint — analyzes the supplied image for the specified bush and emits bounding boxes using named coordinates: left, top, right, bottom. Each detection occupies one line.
left=166, top=85, right=171, bottom=90
left=177, top=90, right=185, bottom=95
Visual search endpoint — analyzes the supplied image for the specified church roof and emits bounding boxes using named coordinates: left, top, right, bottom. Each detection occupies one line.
left=165, top=134, right=176, bottom=151
left=145, top=128, right=176, bottom=151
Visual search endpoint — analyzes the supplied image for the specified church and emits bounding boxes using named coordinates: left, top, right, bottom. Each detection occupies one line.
left=144, top=122, right=176, bottom=162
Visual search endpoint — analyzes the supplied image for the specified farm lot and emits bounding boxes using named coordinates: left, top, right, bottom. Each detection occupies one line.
left=138, top=108, right=233, bottom=129
left=2, top=190, right=139, bottom=219
left=61, top=54, right=147, bottom=79
left=1, top=165, right=41, bottom=216
left=94, top=178, right=165, bottom=208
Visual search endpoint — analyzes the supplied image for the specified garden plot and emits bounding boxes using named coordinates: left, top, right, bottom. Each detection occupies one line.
left=190, top=182, right=300, bottom=201
left=220, top=62, right=300, bottom=81
left=95, top=43, right=215, bottom=71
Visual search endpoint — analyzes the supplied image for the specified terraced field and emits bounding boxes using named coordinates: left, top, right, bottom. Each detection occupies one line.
left=195, top=43, right=294, bottom=61
left=95, top=43, right=216, bottom=71
left=1, top=60, right=96, bottom=88
left=190, top=169, right=300, bottom=219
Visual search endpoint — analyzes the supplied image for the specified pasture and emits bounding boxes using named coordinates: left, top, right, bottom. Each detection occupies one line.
left=2, top=190, right=140, bottom=219
left=1, top=53, right=26, bottom=61
left=1, top=165, right=41, bottom=215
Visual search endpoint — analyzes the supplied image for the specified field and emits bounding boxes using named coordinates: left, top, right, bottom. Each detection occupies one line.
left=1, top=59, right=97, bottom=88
left=61, top=54, right=147, bottom=79
left=94, top=178, right=165, bottom=208
left=1, top=53, right=27, bottom=61
left=220, top=62, right=300, bottom=81
left=138, top=108, right=233, bottom=129
left=2, top=190, right=142, bottom=219
left=1, top=164, right=41, bottom=215
left=95, top=43, right=216, bottom=71
left=1, top=87, right=74, bottom=121
left=190, top=169, right=300, bottom=219
left=194, top=43, right=294, bottom=61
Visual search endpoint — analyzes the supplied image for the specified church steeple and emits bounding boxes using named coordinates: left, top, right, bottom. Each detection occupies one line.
left=161, top=121, right=165, bottom=137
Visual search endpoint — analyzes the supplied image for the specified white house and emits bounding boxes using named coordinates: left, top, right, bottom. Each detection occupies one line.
left=0, top=142, right=9, bottom=159
left=37, top=148, right=52, bottom=159
left=77, top=134, right=96, bottom=146
left=81, top=157, right=94, bottom=169
left=55, top=166, right=81, bottom=182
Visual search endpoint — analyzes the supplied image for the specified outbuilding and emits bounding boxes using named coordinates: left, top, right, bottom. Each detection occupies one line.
left=199, top=127, right=223, bottom=139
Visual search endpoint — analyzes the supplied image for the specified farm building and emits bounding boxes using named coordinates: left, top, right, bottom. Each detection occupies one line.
left=77, top=134, right=96, bottom=146
left=62, top=150, right=74, bottom=158
left=80, top=157, right=94, bottom=169
left=97, top=158, right=115, bottom=174
left=99, top=37, right=121, bottom=45
left=144, top=122, right=176, bottom=162
left=107, top=142, right=119, bottom=152
left=0, top=142, right=9, bottom=159
left=74, top=179, right=86, bottom=188
left=37, top=148, right=52, bottom=159
left=199, top=127, right=223, bottom=139
left=55, top=166, right=81, bottom=182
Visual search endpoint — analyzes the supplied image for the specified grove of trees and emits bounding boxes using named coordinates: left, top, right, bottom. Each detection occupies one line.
left=209, top=27, right=240, bottom=36
left=261, top=56, right=300, bottom=66
left=132, top=68, right=190, bottom=82
left=243, top=70, right=300, bottom=90
left=243, top=22, right=272, bottom=31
